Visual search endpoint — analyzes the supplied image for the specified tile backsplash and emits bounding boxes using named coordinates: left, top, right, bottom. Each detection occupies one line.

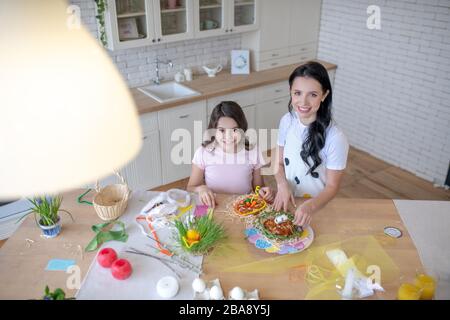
left=70, top=0, right=242, bottom=88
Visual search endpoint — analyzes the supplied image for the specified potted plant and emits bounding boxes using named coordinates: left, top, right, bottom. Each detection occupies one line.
left=174, top=212, right=226, bottom=256
left=42, top=286, right=74, bottom=300
left=19, top=195, right=74, bottom=238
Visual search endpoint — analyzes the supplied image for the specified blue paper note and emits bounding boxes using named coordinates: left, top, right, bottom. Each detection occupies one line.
left=45, top=259, right=76, bottom=271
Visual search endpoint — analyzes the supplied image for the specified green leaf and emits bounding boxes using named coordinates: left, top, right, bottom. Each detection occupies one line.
left=85, top=221, right=128, bottom=252
left=53, top=288, right=66, bottom=300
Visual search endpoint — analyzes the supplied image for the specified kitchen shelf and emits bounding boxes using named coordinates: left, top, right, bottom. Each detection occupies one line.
left=234, top=2, right=254, bottom=6
left=161, top=7, right=186, bottom=13
left=200, top=5, right=222, bottom=10
left=117, top=12, right=146, bottom=18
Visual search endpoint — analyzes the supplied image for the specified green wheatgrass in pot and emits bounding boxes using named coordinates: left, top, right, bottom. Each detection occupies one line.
left=255, top=211, right=304, bottom=241
left=174, top=214, right=226, bottom=255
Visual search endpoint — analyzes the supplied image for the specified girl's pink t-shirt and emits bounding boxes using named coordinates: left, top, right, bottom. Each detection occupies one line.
left=192, top=144, right=266, bottom=194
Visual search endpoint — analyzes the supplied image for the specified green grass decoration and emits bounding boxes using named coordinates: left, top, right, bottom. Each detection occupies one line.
left=17, top=195, right=74, bottom=226
left=255, top=211, right=303, bottom=241
left=174, top=213, right=226, bottom=255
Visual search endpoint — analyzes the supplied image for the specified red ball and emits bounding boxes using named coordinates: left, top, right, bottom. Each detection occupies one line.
left=97, top=248, right=118, bottom=268
left=111, top=259, right=132, bottom=280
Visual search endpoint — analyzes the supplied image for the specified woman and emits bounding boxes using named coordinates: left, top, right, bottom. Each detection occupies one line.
left=273, top=61, right=349, bottom=227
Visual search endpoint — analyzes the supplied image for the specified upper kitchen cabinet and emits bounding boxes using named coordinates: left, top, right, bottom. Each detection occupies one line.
left=242, top=0, right=322, bottom=71
left=229, top=0, right=259, bottom=33
left=154, top=0, right=195, bottom=43
left=289, top=0, right=322, bottom=46
left=193, top=0, right=227, bottom=38
left=103, top=0, right=194, bottom=50
left=193, top=0, right=259, bottom=38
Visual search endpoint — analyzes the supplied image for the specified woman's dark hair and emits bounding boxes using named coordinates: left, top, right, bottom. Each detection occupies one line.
left=288, top=61, right=333, bottom=178
left=203, top=101, right=250, bottom=150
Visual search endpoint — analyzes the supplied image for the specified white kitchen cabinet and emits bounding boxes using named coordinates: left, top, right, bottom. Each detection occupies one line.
left=93, top=112, right=162, bottom=191
left=121, top=129, right=162, bottom=190
left=242, top=0, right=321, bottom=71
left=256, top=98, right=290, bottom=131
left=230, top=0, right=259, bottom=33
left=103, top=0, right=194, bottom=50
left=155, top=0, right=195, bottom=43
left=158, top=100, right=207, bottom=184
left=193, top=0, right=227, bottom=38
left=255, top=97, right=289, bottom=152
left=207, top=89, right=256, bottom=114
left=256, top=0, right=290, bottom=52
left=103, top=0, right=258, bottom=50
left=206, top=89, right=256, bottom=130
left=193, top=0, right=259, bottom=38
left=255, top=81, right=290, bottom=152
left=289, top=0, right=322, bottom=47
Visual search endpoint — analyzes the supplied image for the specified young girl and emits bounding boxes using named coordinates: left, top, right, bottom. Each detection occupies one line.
left=187, top=101, right=274, bottom=208
left=274, top=61, right=349, bottom=227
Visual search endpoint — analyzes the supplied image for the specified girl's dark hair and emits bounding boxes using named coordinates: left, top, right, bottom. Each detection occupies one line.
left=203, top=101, right=250, bottom=150
left=288, top=61, right=333, bottom=178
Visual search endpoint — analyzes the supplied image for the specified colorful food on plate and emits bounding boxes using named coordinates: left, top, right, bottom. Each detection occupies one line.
left=256, top=211, right=303, bottom=241
left=233, top=195, right=267, bottom=216
left=263, top=216, right=296, bottom=237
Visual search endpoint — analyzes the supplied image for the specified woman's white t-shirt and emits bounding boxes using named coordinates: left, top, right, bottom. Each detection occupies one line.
left=277, top=112, right=349, bottom=197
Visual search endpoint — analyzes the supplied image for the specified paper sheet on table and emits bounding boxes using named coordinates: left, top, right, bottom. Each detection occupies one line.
left=76, top=190, right=202, bottom=300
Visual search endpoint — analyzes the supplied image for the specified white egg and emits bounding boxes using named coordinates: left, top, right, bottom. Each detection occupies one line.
left=230, top=286, right=245, bottom=300
left=209, top=285, right=224, bottom=300
left=192, top=278, right=206, bottom=293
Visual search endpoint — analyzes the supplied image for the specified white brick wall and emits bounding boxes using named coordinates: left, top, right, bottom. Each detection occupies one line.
left=70, top=0, right=241, bottom=88
left=318, top=0, right=450, bottom=185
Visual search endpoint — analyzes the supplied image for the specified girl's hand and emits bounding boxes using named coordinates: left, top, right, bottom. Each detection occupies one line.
left=293, top=200, right=315, bottom=227
left=259, top=187, right=274, bottom=203
left=198, top=186, right=217, bottom=208
left=273, top=182, right=296, bottom=212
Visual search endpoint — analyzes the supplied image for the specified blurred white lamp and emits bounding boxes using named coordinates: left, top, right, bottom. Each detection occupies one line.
left=0, top=0, right=142, bottom=200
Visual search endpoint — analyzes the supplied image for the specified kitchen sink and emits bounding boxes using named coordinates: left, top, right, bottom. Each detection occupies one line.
left=137, top=81, right=201, bottom=103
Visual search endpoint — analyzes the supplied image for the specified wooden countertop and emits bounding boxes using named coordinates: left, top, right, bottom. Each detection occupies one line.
left=132, top=60, right=337, bottom=115
left=0, top=189, right=424, bottom=300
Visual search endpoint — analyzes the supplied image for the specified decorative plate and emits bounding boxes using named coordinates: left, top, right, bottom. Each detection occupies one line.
left=245, top=211, right=314, bottom=255
left=232, top=194, right=267, bottom=217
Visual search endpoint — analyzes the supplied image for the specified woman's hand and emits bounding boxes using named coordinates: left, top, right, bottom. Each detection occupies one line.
left=293, top=200, right=315, bottom=227
left=273, top=182, right=296, bottom=212
left=197, top=186, right=217, bottom=208
left=259, top=187, right=274, bottom=203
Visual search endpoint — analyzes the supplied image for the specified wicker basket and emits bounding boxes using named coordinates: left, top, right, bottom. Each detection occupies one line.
left=93, top=172, right=130, bottom=221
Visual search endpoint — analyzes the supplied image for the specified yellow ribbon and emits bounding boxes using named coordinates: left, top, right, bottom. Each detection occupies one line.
left=182, top=236, right=199, bottom=248
left=250, top=185, right=261, bottom=203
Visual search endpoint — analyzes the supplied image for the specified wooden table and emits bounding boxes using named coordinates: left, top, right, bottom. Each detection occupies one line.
left=0, top=189, right=423, bottom=299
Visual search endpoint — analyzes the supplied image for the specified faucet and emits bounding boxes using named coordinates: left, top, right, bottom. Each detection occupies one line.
left=153, top=58, right=173, bottom=85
